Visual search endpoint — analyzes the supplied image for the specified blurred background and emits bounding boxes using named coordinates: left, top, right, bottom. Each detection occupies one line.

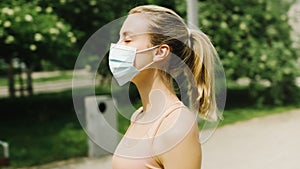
left=0, top=0, right=299, bottom=168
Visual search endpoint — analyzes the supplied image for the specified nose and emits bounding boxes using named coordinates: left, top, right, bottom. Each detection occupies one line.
left=116, top=39, right=124, bottom=45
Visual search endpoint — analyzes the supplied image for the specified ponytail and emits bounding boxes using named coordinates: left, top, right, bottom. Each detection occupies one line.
left=129, top=5, right=221, bottom=121
left=185, top=29, right=219, bottom=122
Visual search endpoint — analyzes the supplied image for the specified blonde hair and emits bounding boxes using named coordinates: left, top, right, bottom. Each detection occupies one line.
left=129, top=5, right=219, bottom=121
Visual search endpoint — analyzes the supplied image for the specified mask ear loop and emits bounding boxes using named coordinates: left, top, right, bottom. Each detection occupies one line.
left=136, top=45, right=159, bottom=54
left=137, top=45, right=160, bottom=71
left=139, top=61, right=155, bottom=71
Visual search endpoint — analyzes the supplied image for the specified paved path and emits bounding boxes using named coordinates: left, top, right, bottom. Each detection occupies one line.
left=19, top=156, right=112, bottom=169
left=23, top=109, right=300, bottom=169
left=202, top=109, right=300, bottom=169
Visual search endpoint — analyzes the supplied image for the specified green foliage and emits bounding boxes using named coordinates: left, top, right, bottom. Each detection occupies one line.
left=34, top=0, right=180, bottom=75
left=0, top=92, right=86, bottom=167
left=34, top=0, right=117, bottom=45
left=1, top=0, right=298, bottom=105
left=197, top=0, right=299, bottom=105
left=0, top=85, right=110, bottom=167
left=0, top=0, right=80, bottom=68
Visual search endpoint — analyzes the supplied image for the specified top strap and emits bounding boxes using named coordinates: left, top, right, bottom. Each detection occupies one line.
left=130, top=107, right=143, bottom=123
left=129, top=101, right=186, bottom=138
left=146, top=101, right=185, bottom=138
left=131, top=101, right=183, bottom=124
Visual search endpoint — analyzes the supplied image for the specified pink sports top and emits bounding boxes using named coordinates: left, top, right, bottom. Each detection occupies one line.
left=112, top=101, right=186, bottom=169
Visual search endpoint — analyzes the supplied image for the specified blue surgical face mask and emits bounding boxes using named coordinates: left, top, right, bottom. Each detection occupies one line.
left=108, top=43, right=159, bottom=86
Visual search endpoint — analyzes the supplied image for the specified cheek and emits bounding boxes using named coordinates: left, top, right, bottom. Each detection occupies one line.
left=134, top=52, right=154, bottom=70
left=132, top=36, right=153, bottom=69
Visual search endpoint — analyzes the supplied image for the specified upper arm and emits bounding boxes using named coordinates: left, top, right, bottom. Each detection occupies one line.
left=152, top=108, right=202, bottom=169
left=160, top=124, right=201, bottom=169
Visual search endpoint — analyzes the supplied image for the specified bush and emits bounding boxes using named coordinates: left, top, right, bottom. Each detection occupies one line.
left=198, top=0, right=299, bottom=105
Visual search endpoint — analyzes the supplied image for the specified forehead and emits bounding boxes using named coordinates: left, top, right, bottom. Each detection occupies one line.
left=120, top=13, right=150, bottom=35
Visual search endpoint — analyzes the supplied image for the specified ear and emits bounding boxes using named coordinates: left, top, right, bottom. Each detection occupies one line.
left=153, top=44, right=170, bottom=62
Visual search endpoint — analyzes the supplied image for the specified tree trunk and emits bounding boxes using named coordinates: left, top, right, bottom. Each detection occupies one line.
left=7, top=60, right=15, bottom=97
left=18, top=61, right=24, bottom=97
left=187, top=0, right=199, bottom=27
left=26, top=65, right=34, bottom=96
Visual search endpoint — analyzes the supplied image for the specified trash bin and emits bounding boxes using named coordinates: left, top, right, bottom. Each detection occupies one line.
left=0, top=140, right=9, bottom=167
left=84, top=96, right=118, bottom=157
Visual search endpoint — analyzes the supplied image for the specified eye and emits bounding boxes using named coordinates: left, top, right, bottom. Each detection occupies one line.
left=123, top=35, right=133, bottom=43
left=124, top=39, right=131, bottom=43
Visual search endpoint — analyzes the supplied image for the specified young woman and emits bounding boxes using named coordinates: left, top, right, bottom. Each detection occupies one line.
left=109, top=5, right=220, bottom=169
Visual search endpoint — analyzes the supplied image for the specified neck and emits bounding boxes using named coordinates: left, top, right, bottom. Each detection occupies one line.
left=133, top=70, right=179, bottom=113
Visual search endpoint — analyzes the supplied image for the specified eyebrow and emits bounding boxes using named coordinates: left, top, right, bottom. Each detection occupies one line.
left=120, top=31, right=134, bottom=37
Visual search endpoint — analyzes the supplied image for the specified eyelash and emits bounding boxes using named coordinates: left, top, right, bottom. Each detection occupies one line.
left=118, top=36, right=132, bottom=43
left=124, top=39, right=131, bottom=43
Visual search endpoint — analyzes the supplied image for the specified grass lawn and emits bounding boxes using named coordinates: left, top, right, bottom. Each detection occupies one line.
left=0, top=113, right=87, bottom=167
left=0, top=87, right=299, bottom=168
left=220, top=105, right=299, bottom=126
left=0, top=90, right=85, bottom=167
left=0, top=73, right=73, bottom=87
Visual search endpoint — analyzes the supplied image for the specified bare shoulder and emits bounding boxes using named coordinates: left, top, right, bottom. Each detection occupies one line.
left=151, top=106, right=200, bottom=154
left=152, top=107, right=201, bottom=168
left=156, top=106, right=199, bottom=140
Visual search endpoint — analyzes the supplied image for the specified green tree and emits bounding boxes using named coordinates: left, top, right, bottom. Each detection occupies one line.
left=0, top=0, right=79, bottom=96
left=35, top=0, right=179, bottom=81
left=197, top=0, right=299, bottom=105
